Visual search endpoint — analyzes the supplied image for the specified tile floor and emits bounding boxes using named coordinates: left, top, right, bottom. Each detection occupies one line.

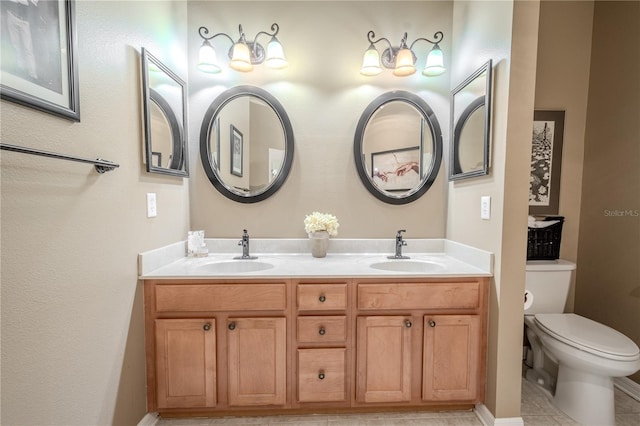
left=520, top=379, right=640, bottom=425
left=156, top=380, right=640, bottom=426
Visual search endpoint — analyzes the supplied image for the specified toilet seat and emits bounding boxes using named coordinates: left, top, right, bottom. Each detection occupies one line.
left=535, top=313, right=640, bottom=361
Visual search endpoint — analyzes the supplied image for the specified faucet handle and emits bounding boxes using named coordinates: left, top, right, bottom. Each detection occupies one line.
left=238, top=229, right=249, bottom=245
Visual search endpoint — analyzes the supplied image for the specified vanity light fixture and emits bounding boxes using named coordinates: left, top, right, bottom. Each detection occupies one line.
left=360, top=30, right=445, bottom=77
left=197, top=23, right=288, bottom=73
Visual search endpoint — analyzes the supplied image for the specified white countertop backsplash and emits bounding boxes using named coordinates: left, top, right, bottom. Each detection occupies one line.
left=139, top=238, right=493, bottom=279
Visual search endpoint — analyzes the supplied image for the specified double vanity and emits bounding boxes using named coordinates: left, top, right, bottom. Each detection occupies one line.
left=139, top=238, right=492, bottom=417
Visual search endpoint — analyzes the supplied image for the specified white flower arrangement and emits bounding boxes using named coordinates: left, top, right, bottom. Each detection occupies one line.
left=304, top=211, right=339, bottom=237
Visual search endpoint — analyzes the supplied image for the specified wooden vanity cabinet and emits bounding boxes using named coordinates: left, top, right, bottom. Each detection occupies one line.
left=355, top=279, right=487, bottom=405
left=144, top=280, right=289, bottom=413
left=294, top=281, right=349, bottom=406
left=144, top=277, right=488, bottom=415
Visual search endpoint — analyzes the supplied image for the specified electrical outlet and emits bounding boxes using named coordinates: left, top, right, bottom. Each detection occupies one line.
left=147, top=193, right=157, bottom=218
left=480, top=196, right=491, bottom=220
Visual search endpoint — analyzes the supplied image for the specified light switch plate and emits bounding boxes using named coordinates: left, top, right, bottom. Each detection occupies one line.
left=147, top=193, right=157, bottom=218
left=480, top=196, right=491, bottom=220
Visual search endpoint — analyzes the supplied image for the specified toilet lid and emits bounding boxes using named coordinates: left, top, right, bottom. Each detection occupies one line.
left=535, top=313, right=640, bottom=360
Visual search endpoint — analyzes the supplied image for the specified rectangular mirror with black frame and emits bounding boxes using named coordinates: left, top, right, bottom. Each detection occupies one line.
left=449, top=59, right=492, bottom=181
left=141, top=48, right=189, bottom=177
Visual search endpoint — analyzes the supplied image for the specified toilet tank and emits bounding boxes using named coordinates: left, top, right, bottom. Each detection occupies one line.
left=524, top=260, right=576, bottom=314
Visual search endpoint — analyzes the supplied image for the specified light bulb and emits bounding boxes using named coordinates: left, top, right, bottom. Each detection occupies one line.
left=229, top=41, right=253, bottom=72
left=265, top=36, right=288, bottom=69
left=360, top=45, right=382, bottom=76
left=423, top=45, right=445, bottom=77
left=393, top=48, right=416, bottom=76
left=197, top=40, right=221, bottom=73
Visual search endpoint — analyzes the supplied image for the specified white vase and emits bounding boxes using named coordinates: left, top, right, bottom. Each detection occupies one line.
left=309, top=231, right=330, bottom=258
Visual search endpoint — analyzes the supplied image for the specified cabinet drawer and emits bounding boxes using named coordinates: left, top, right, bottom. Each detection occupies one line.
left=297, top=316, right=347, bottom=344
left=155, top=283, right=286, bottom=312
left=298, top=348, right=346, bottom=402
left=297, top=283, right=347, bottom=311
left=358, top=282, right=480, bottom=310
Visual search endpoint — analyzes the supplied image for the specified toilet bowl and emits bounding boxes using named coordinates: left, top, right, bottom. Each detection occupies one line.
left=534, top=313, right=640, bottom=426
left=523, top=260, right=640, bottom=426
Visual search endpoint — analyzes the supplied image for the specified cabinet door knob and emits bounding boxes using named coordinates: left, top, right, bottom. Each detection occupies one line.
left=405, top=320, right=412, bottom=328
left=318, top=327, right=326, bottom=336
left=319, top=295, right=326, bottom=303
left=429, top=320, right=436, bottom=328
left=318, top=371, right=325, bottom=380
left=203, top=323, right=212, bottom=331
left=228, top=322, right=236, bottom=331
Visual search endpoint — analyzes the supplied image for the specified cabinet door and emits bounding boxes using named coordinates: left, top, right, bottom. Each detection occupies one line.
left=356, top=316, right=413, bottom=403
left=423, top=315, right=481, bottom=401
left=155, top=319, right=216, bottom=408
left=227, top=317, right=287, bottom=406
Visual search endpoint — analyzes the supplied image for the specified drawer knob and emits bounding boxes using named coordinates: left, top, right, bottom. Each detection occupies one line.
left=405, top=320, right=412, bottom=328
left=203, top=323, right=212, bottom=331
left=318, top=371, right=325, bottom=380
left=318, top=327, right=326, bottom=336
left=319, top=295, right=326, bottom=303
left=429, top=320, right=436, bottom=328
left=228, top=322, right=236, bottom=331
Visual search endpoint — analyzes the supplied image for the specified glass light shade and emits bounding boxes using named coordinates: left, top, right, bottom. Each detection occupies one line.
left=423, top=45, right=445, bottom=76
left=229, top=41, right=253, bottom=72
left=393, top=48, right=416, bottom=76
left=197, top=40, right=221, bottom=73
left=360, top=45, right=382, bottom=76
left=265, top=37, right=288, bottom=69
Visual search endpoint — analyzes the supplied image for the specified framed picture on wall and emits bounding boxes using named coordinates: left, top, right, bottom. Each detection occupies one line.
left=529, top=110, right=565, bottom=215
left=230, top=124, right=243, bottom=177
left=0, top=0, right=80, bottom=121
left=371, top=146, right=421, bottom=192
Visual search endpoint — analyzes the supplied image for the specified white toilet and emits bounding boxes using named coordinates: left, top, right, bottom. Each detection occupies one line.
left=523, top=259, right=640, bottom=426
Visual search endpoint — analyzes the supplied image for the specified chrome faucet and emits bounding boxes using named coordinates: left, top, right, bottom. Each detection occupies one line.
left=388, top=229, right=410, bottom=259
left=234, top=229, right=258, bottom=260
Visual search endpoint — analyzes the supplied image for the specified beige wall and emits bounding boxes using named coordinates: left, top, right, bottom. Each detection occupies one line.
left=576, top=0, right=640, bottom=384
left=0, top=1, right=189, bottom=424
left=534, top=0, right=594, bottom=312
left=449, top=0, right=540, bottom=419
left=188, top=1, right=452, bottom=239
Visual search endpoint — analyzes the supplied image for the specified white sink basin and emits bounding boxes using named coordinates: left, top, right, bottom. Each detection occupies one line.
left=369, top=260, right=445, bottom=273
left=194, top=261, right=274, bottom=274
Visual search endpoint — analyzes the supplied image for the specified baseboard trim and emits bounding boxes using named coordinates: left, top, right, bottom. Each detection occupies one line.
left=137, top=412, right=159, bottom=426
left=475, top=404, right=524, bottom=426
left=615, top=377, right=640, bottom=402
left=141, top=406, right=526, bottom=426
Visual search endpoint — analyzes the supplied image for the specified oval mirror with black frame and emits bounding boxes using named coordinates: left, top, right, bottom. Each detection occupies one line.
left=449, top=59, right=492, bottom=180
left=199, top=85, right=294, bottom=203
left=141, top=48, right=188, bottom=177
left=353, top=91, right=443, bottom=205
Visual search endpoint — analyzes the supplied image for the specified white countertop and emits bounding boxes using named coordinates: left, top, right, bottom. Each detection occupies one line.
left=139, top=239, right=493, bottom=280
